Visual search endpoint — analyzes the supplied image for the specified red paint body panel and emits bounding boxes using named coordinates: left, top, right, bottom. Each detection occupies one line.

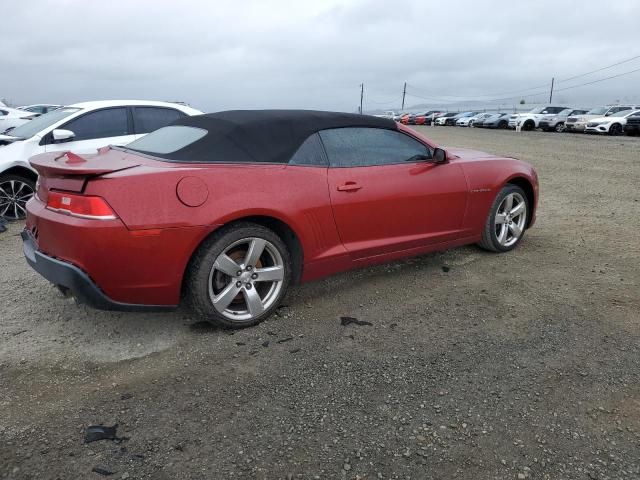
left=25, top=130, right=538, bottom=307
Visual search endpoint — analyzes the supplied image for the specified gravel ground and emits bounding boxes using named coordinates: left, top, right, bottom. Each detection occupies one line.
left=1, top=127, right=639, bottom=480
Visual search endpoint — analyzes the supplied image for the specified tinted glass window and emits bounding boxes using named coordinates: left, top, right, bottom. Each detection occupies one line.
left=62, top=108, right=129, bottom=141
left=288, top=133, right=328, bottom=166
left=126, top=126, right=207, bottom=154
left=8, top=107, right=80, bottom=139
left=133, top=107, right=185, bottom=134
left=319, top=127, right=430, bottom=168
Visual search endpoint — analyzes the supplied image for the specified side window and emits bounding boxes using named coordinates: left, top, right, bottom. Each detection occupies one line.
left=288, top=133, right=328, bottom=166
left=319, top=127, right=430, bottom=168
left=0, top=110, right=7, bottom=116
left=133, top=107, right=186, bottom=134
left=61, top=108, right=129, bottom=141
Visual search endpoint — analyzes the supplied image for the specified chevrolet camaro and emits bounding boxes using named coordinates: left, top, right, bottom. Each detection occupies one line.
left=23, top=110, right=538, bottom=328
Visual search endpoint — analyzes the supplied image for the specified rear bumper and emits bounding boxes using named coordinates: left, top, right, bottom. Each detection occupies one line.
left=22, top=230, right=174, bottom=312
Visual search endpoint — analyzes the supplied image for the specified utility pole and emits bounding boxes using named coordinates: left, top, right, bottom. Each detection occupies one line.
left=549, top=77, right=555, bottom=104
left=360, top=83, right=364, bottom=114
left=401, top=82, right=407, bottom=111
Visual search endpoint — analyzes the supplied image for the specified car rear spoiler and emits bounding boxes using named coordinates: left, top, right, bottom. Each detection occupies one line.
left=29, top=150, right=141, bottom=177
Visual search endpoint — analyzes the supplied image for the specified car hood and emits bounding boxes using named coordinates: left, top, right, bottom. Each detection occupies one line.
left=446, top=147, right=504, bottom=160
left=588, top=116, right=611, bottom=123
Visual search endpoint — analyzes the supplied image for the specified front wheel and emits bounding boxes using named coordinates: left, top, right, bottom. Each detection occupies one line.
left=0, top=174, right=36, bottom=220
left=609, top=123, right=622, bottom=136
left=554, top=122, right=565, bottom=133
left=185, top=223, right=292, bottom=328
left=478, top=185, right=529, bottom=252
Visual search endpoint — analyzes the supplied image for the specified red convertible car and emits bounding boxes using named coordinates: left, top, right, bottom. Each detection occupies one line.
left=23, top=110, right=538, bottom=328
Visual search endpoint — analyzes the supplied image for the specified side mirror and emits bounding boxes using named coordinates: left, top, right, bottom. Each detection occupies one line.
left=433, top=147, right=447, bottom=164
left=52, top=129, right=75, bottom=143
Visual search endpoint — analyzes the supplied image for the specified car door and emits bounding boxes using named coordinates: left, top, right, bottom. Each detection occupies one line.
left=321, top=127, right=469, bottom=259
left=131, top=106, right=187, bottom=140
left=44, top=107, right=135, bottom=154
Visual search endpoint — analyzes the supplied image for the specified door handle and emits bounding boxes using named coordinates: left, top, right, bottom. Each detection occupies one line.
left=337, top=182, right=362, bottom=192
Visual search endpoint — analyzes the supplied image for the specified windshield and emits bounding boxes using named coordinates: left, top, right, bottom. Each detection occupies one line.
left=610, top=109, right=633, bottom=117
left=6, top=107, right=81, bottom=138
left=558, top=109, right=572, bottom=115
left=528, top=107, right=545, bottom=114
left=586, top=107, right=608, bottom=115
left=126, top=126, right=207, bottom=155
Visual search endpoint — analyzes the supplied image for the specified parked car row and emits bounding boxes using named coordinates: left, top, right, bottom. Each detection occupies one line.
left=387, top=104, right=640, bottom=136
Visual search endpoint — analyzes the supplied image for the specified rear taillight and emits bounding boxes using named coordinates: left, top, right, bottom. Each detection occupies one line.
left=46, top=191, right=117, bottom=220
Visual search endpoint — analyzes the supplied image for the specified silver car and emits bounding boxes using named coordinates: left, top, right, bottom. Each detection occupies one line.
left=538, top=108, right=588, bottom=132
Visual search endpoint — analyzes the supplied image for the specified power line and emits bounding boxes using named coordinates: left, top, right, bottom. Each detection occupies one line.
left=558, top=54, right=640, bottom=83
left=405, top=53, right=640, bottom=102
left=555, top=66, right=640, bottom=92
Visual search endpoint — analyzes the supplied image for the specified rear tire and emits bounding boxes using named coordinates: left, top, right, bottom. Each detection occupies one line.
left=498, top=121, right=507, bottom=129
left=0, top=174, right=36, bottom=220
left=554, top=122, right=565, bottom=133
left=478, top=185, right=529, bottom=253
left=522, top=120, right=535, bottom=131
left=185, top=222, right=292, bottom=328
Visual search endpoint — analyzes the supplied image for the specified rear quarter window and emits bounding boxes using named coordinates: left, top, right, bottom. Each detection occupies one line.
left=133, top=107, right=186, bottom=134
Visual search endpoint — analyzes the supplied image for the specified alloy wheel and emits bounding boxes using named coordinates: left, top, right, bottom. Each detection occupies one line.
left=494, top=192, right=527, bottom=248
left=0, top=179, right=35, bottom=220
left=207, top=237, right=285, bottom=321
left=555, top=122, right=565, bottom=133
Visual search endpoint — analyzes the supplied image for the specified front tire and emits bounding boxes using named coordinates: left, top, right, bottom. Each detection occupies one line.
left=522, top=120, right=535, bottom=131
left=608, top=123, right=622, bottom=136
left=554, top=122, right=565, bottom=133
left=185, top=223, right=292, bottom=328
left=0, top=174, right=36, bottom=220
left=478, top=185, right=529, bottom=253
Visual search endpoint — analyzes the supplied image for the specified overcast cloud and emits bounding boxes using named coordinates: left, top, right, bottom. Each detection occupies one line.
left=2, top=0, right=640, bottom=112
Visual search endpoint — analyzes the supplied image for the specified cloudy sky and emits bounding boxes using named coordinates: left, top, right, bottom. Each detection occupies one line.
left=3, top=0, right=640, bottom=112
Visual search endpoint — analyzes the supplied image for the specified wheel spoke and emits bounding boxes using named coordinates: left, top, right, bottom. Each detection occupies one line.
left=509, top=222, right=522, bottom=238
left=497, top=224, right=508, bottom=244
left=15, top=202, right=27, bottom=216
left=214, top=254, right=242, bottom=277
left=254, top=265, right=284, bottom=282
left=243, top=287, right=264, bottom=316
left=495, top=213, right=507, bottom=224
left=212, top=282, right=241, bottom=313
left=510, top=202, right=525, bottom=217
left=14, top=182, right=25, bottom=196
left=244, top=238, right=266, bottom=267
left=502, top=194, right=513, bottom=213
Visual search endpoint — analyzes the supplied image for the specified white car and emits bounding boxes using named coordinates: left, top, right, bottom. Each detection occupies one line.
left=0, top=106, right=39, bottom=133
left=508, top=106, right=568, bottom=130
left=0, top=100, right=202, bottom=219
left=18, top=104, right=63, bottom=115
left=565, top=105, right=640, bottom=133
left=374, top=111, right=397, bottom=119
left=457, top=112, right=492, bottom=127
left=584, top=109, right=640, bottom=135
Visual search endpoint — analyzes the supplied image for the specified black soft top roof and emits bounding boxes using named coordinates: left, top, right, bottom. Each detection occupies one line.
left=161, top=110, right=397, bottom=164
